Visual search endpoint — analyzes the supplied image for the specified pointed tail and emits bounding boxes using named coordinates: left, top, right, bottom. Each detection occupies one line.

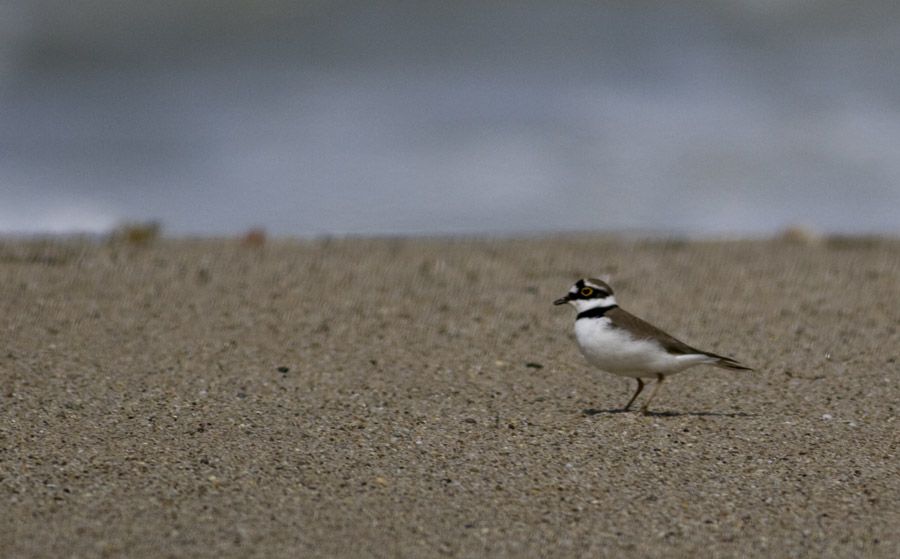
left=704, top=351, right=753, bottom=371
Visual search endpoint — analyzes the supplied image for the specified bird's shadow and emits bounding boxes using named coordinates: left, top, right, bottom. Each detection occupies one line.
left=582, top=408, right=755, bottom=418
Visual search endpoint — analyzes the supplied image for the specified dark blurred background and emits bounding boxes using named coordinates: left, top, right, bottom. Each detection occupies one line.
left=2, top=0, right=899, bottom=236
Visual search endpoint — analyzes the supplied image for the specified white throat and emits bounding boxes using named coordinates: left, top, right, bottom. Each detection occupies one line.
left=569, top=295, right=617, bottom=313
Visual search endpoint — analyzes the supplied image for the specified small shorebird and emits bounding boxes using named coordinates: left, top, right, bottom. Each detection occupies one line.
left=555, top=278, right=751, bottom=414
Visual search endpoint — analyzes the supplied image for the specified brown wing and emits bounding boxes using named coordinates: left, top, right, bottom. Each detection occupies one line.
left=605, top=306, right=703, bottom=355
left=606, top=307, right=753, bottom=370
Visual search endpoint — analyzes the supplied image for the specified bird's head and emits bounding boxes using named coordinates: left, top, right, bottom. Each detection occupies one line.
left=554, top=278, right=617, bottom=312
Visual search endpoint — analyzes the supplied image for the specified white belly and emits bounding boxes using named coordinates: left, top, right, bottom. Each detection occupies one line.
left=574, top=318, right=709, bottom=377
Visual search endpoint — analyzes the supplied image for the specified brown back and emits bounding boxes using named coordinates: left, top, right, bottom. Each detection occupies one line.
left=605, top=306, right=702, bottom=355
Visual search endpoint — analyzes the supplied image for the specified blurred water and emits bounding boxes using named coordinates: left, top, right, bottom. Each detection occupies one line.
left=2, top=1, right=900, bottom=236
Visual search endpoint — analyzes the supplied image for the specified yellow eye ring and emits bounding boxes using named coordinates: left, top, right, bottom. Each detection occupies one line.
left=580, top=287, right=593, bottom=296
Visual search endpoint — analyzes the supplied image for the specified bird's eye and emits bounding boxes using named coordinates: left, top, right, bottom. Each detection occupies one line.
left=580, top=287, right=593, bottom=297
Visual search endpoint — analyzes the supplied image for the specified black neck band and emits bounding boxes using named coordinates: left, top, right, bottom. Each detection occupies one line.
left=576, top=305, right=618, bottom=320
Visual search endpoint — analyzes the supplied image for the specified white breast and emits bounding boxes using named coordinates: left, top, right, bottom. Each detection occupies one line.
left=573, top=318, right=703, bottom=377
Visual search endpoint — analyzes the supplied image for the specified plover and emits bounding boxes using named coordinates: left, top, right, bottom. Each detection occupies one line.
left=555, top=278, right=751, bottom=414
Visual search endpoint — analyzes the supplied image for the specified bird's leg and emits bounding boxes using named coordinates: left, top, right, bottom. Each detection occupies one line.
left=640, top=374, right=665, bottom=415
left=622, top=378, right=645, bottom=411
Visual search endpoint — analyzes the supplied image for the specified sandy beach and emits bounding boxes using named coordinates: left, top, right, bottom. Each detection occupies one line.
left=1, top=235, right=898, bottom=558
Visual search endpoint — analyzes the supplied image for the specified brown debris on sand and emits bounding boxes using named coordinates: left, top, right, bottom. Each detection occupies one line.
left=1, top=235, right=898, bottom=558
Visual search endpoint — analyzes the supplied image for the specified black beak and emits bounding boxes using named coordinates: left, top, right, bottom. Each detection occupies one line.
left=553, top=295, right=571, bottom=306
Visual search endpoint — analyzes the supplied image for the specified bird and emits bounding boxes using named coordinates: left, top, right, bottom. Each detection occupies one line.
left=554, top=277, right=751, bottom=414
